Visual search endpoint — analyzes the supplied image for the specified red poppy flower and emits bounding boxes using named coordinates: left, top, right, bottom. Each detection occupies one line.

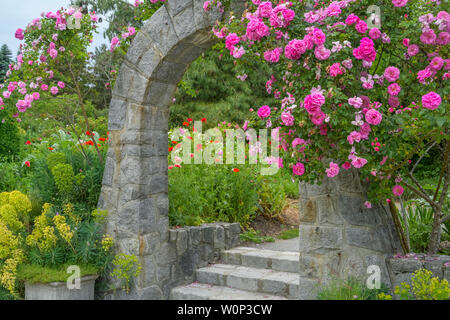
left=201, top=118, right=207, bottom=123
left=232, top=168, right=240, bottom=173
left=25, top=140, right=31, bottom=145
left=85, top=140, right=94, bottom=146
left=183, top=122, right=189, bottom=126
left=187, top=118, right=193, bottom=122
left=48, top=147, right=54, bottom=151
left=172, top=141, right=178, bottom=144
left=99, top=137, right=107, bottom=142
left=25, top=161, right=30, bottom=167
left=169, top=147, right=174, bottom=152
left=86, top=131, right=91, bottom=136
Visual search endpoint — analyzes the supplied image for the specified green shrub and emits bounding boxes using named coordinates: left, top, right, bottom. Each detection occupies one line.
left=169, top=164, right=259, bottom=228
left=257, top=175, right=287, bottom=221
left=391, top=269, right=450, bottom=300
left=278, top=229, right=299, bottom=240
left=401, top=200, right=450, bottom=253
left=0, top=117, right=21, bottom=160
left=240, top=230, right=275, bottom=244
left=317, top=277, right=389, bottom=300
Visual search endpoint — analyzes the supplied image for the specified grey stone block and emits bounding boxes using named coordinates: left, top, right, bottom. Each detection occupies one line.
left=25, top=275, right=98, bottom=300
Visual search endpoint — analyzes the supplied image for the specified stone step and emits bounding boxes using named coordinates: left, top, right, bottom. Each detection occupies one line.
left=222, top=247, right=299, bottom=273
left=196, top=264, right=299, bottom=299
left=170, top=283, right=288, bottom=300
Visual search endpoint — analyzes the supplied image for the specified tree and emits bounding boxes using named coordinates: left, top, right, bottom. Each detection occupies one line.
left=0, top=44, right=12, bottom=82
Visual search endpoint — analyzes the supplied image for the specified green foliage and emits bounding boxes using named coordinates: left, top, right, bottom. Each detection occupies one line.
left=51, top=164, right=75, bottom=195
left=0, top=117, right=21, bottom=160
left=393, top=269, right=450, bottom=300
left=0, top=44, right=12, bottom=82
left=400, top=200, right=450, bottom=253
left=278, top=229, right=299, bottom=240
left=111, top=254, right=142, bottom=294
left=16, top=263, right=98, bottom=284
left=317, top=277, right=389, bottom=300
left=169, top=164, right=259, bottom=228
left=240, top=230, right=275, bottom=244
left=257, top=175, right=287, bottom=221
left=170, top=49, right=275, bottom=129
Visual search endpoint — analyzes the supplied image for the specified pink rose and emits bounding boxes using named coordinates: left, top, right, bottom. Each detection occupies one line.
left=365, top=109, right=383, bottom=125
left=421, top=92, right=441, bottom=110
left=384, top=66, right=400, bottom=82
left=387, top=83, right=401, bottom=96
left=392, top=185, right=404, bottom=196
left=326, top=162, right=340, bottom=178
left=392, top=0, right=408, bottom=7
left=292, top=162, right=305, bottom=176
left=257, top=105, right=271, bottom=119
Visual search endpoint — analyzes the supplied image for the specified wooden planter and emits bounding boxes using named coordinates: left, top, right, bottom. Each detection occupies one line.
left=25, top=275, right=98, bottom=300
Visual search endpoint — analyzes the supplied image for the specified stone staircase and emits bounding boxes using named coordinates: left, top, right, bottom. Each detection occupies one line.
left=170, top=247, right=300, bottom=300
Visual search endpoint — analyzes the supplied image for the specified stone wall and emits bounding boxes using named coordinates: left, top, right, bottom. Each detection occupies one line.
left=298, top=168, right=403, bottom=299
left=387, top=254, right=450, bottom=296
left=105, top=222, right=241, bottom=299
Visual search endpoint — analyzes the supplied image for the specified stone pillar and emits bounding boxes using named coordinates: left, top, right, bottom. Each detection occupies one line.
left=297, top=168, right=403, bottom=299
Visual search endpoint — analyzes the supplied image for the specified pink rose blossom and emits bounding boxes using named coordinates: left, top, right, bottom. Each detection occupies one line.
left=369, top=28, right=381, bottom=39
left=387, top=83, right=401, bottom=96
left=257, top=105, right=271, bottom=119
left=392, top=185, right=404, bottom=196
left=392, top=0, right=408, bottom=7
left=292, top=162, right=305, bottom=176
left=421, top=92, right=441, bottom=110
left=384, top=66, right=400, bottom=82
left=407, top=44, right=419, bottom=56
left=365, top=109, right=383, bottom=125
left=326, top=162, right=340, bottom=178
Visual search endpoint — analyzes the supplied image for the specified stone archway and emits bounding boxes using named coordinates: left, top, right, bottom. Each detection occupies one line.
left=98, top=0, right=246, bottom=299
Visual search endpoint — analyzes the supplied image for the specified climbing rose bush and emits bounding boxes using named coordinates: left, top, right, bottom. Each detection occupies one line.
left=214, top=0, right=448, bottom=203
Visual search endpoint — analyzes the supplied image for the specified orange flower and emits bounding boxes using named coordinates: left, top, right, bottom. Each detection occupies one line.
left=183, top=122, right=189, bottom=126
left=48, top=147, right=54, bottom=151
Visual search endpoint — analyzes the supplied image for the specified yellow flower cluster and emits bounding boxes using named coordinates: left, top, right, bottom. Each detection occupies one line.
left=411, top=269, right=450, bottom=300
left=101, top=235, right=114, bottom=252
left=0, top=221, right=20, bottom=260
left=377, top=292, right=392, bottom=300
left=53, top=215, right=74, bottom=244
left=6, top=191, right=32, bottom=218
left=0, top=257, right=20, bottom=295
left=0, top=191, right=31, bottom=296
left=63, top=203, right=80, bottom=225
left=92, top=209, right=108, bottom=223
left=26, top=204, right=58, bottom=252
left=0, top=204, right=24, bottom=233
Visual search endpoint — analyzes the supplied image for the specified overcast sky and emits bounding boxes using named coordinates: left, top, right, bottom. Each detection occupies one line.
left=0, top=0, right=108, bottom=57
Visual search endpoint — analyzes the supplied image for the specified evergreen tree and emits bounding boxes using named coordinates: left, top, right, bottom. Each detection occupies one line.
left=0, top=44, right=12, bottom=82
